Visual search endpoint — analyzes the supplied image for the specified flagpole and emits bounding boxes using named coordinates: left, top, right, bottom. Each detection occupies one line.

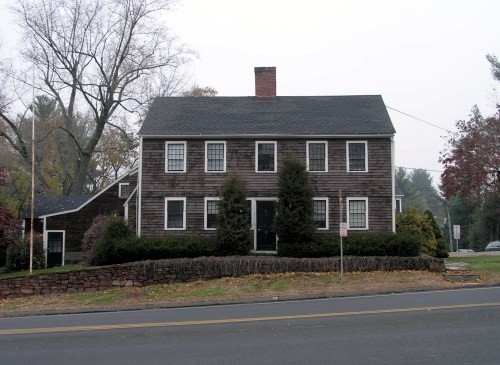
left=29, top=61, right=35, bottom=275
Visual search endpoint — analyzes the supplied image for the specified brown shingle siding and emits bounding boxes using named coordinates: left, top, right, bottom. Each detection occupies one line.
left=140, top=137, right=393, bottom=236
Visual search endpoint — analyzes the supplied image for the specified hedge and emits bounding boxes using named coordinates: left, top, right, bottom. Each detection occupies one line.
left=278, top=232, right=424, bottom=258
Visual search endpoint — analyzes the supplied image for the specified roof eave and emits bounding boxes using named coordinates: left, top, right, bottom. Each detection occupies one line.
left=139, top=133, right=396, bottom=139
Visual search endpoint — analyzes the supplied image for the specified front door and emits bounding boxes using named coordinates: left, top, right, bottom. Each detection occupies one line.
left=256, top=201, right=276, bottom=251
left=47, top=232, right=64, bottom=267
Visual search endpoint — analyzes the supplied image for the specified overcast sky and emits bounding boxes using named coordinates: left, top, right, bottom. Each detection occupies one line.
left=1, top=0, right=500, bottom=188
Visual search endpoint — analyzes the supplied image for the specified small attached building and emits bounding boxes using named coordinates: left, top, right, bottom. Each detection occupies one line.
left=24, top=168, right=138, bottom=266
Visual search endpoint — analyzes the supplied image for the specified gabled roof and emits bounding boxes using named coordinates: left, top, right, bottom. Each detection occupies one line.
left=23, top=167, right=138, bottom=219
left=24, top=195, right=91, bottom=218
left=140, top=96, right=396, bottom=137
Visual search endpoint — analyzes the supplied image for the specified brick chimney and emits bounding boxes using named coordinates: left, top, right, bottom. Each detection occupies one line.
left=254, top=67, right=276, bottom=101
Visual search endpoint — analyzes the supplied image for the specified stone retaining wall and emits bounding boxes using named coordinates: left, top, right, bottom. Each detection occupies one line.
left=0, top=256, right=444, bottom=299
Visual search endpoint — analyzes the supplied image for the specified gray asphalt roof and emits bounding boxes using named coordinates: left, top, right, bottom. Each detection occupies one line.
left=24, top=195, right=91, bottom=218
left=140, top=96, right=396, bottom=136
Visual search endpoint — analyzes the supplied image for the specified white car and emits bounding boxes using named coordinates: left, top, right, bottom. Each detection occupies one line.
left=485, top=241, right=500, bottom=251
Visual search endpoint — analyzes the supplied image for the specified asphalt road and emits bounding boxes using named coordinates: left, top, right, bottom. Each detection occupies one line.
left=1, top=287, right=499, bottom=365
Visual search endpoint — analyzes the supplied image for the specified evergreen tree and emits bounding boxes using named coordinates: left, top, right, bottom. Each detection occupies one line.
left=396, top=207, right=437, bottom=256
left=274, top=156, right=315, bottom=244
left=216, top=173, right=251, bottom=255
left=424, top=210, right=448, bottom=258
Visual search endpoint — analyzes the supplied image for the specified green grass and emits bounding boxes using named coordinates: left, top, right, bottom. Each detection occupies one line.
left=446, top=256, right=500, bottom=274
left=0, top=265, right=88, bottom=279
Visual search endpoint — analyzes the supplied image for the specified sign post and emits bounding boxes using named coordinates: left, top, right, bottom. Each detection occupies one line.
left=339, top=189, right=346, bottom=281
left=453, top=225, right=460, bottom=252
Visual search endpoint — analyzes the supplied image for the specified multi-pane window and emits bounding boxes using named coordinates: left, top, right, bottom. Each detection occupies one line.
left=307, top=142, right=327, bottom=172
left=347, top=198, right=368, bottom=229
left=347, top=141, right=367, bottom=172
left=206, top=142, right=226, bottom=172
left=119, top=183, right=129, bottom=198
left=166, top=142, right=186, bottom=172
left=256, top=142, right=277, bottom=172
left=165, top=198, right=186, bottom=230
left=205, top=198, right=220, bottom=230
left=313, top=198, right=328, bottom=229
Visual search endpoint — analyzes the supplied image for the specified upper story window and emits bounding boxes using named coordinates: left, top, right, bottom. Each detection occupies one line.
left=204, top=198, right=220, bottom=230
left=165, top=142, right=186, bottom=173
left=206, top=141, right=226, bottom=172
left=119, top=183, right=129, bottom=198
left=165, top=197, right=186, bottom=230
left=313, top=198, right=329, bottom=229
left=347, top=141, right=368, bottom=172
left=347, top=197, right=368, bottom=230
left=256, top=141, right=277, bottom=172
left=307, top=141, right=328, bottom=172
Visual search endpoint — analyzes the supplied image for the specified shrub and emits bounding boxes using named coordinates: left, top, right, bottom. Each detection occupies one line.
left=216, top=173, right=251, bottom=255
left=5, top=234, right=45, bottom=271
left=274, top=155, right=315, bottom=245
left=81, top=215, right=109, bottom=263
left=278, top=232, right=423, bottom=258
left=397, top=208, right=444, bottom=257
left=91, top=235, right=217, bottom=265
left=90, top=215, right=131, bottom=265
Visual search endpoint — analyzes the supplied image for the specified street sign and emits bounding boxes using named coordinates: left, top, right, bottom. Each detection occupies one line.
left=453, top=225, right=461, bottom=240
left=340, top=222, right=347, bottom=237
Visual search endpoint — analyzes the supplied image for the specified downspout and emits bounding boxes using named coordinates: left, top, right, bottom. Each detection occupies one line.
left=391, top=135, right=396, bottom=233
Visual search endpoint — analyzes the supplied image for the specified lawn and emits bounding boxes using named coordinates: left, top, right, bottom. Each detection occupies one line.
left=0, top=265, right=87, bottom=279
left=446, top=256, right=500, bottom=274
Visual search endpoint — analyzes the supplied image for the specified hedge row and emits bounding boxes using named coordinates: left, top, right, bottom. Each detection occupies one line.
left=90, top=231, right=425, bottom=266
left=277, top=232, right=423, bottom=258
left=92, top=236, right=217, bottom=266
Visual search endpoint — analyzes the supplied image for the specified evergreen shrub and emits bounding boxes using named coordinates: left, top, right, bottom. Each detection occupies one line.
left=278, top=232, right=423, bottom=258
left=91, top=236, right=217, bottom=265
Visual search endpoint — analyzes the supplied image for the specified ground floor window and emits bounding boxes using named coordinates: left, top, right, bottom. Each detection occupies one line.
left=313, top=198, right=328, bottom=229
left=347, top=197, right=368, bottom=229
left=204, top=198, right=220, bottom=230
left=165, top=198, right=186, bottom=230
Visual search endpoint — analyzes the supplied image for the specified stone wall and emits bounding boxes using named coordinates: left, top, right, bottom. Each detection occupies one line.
left=0, top=256, right=444, bottom=299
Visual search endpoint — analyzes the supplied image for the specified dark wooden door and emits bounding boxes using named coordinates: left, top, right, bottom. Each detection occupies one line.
left=47, top=232, right=63, bottom=267
left=256, top=201, right=276, bottom=251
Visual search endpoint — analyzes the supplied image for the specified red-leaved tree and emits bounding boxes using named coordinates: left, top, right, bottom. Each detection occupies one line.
left=440, top=106, right=500, bottom=200
left=0, top=165, right=20, bottom=247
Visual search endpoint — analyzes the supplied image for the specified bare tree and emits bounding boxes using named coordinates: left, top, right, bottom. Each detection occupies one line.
left=1, top=0, right=191, bottom=195
left=182, top=84, right=218, bottom=97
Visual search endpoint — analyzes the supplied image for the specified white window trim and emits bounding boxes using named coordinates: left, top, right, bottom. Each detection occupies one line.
left=44, top=230, right=66, bottom=267
left=395, top=197, right=403, bottom=213
left=165, top=141, right=187, bottom=173
left=164, top=197, right=186, bottom=230
left=255, top=141, right=277, bottom=173
left=307, top=141, right=328, bottom=172
left=205, top=141, right=226, bottom=173
left=346, top=141, right=368, bottom=172
left=313, top=197, right=329, bottom=230
left=346, top=197, right=369, bottom=230
left=204, top=197, right=220, bottom=230
left=119, top=183, right=129, bottom=198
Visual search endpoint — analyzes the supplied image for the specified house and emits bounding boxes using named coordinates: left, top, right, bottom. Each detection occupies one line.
left=24, top=168, right=137, bottom=266
left=137, top=67, right=397, bottom=252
